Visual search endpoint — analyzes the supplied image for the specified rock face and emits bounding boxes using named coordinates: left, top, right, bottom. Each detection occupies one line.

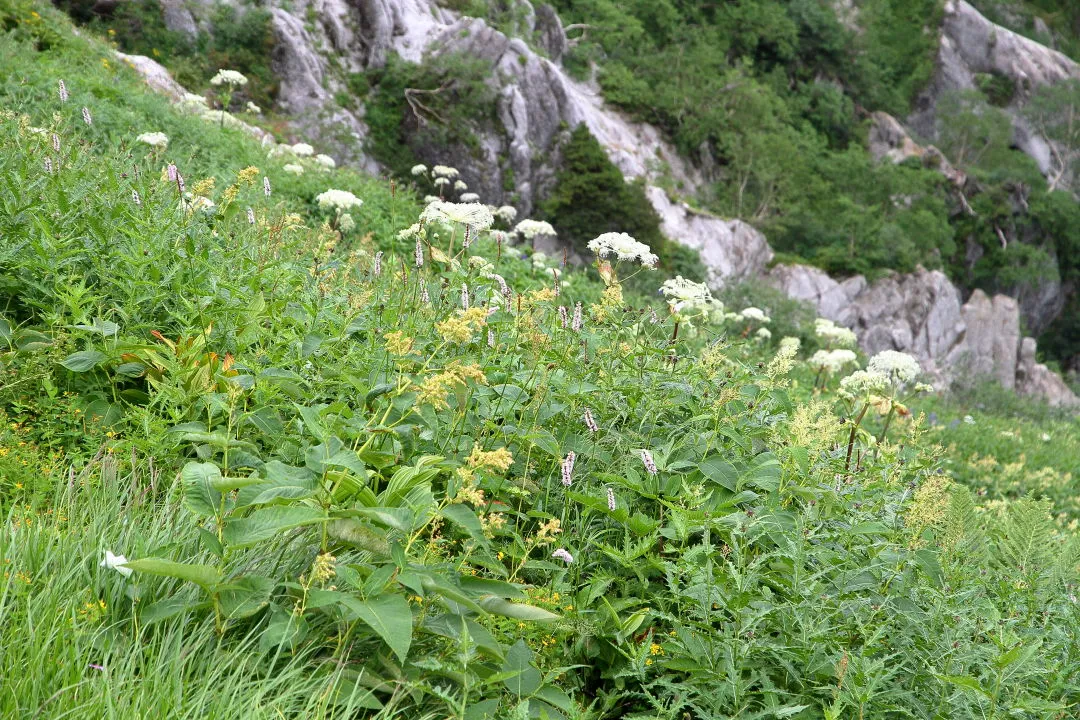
left=115, top=52, right=188, bottom=103
left=868, top=111, right=966, bottom=187
left=646, top=187, right=773, bottom=288
left=1017, top=337, right=1080, bottom=407
left=767, top=262, right=1079, bottom=407
left=910, top=0, right=1080, bottom=184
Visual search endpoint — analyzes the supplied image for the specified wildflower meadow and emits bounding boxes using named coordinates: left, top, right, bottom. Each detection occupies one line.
left=2, top=2, right=1080, bottom=718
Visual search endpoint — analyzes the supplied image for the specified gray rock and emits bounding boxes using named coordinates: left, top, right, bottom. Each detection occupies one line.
left=910, top=0, right=1080, bottom=185
left=960, top=289, right=1020, bottom=389
left=647, top=187, right=773, bottom=288
left=764, top=263, right=861, bottom=320
left=1016, top=336, right=1080, bottom=407
left=534, top=4, right=567, bottom=63
left=115, top=52, right=188, bottom=102
left=868, top=111, right=966, bottom=187
left=159, top=0, right=199, bottom=39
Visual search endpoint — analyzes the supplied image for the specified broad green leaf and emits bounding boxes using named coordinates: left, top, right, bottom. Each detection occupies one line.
left=60, top=349, right=107, bottom=372
left=937, top=674, right=991, bottom=698
left=441, top=503, right=489, bottom=548
left=501, top=639, right=542, bottom=696
left=700, top=457, right=738, bottom=491
left=340, top=594, right=413, bottom=663
left=218, top=576, right=275, bottom=619
left=478, top=596, right=559, bottom=622
left=742, top=452, right=781, bottom=492
left=222, top=506, right=326, bottom=548
left=181, top=462, right=222, bottom=517
left=122, top=557, right=221, bottom=590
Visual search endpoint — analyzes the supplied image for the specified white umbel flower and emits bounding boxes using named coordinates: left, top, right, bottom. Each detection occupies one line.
left=814, top=318, right=857, bottom=348
left=660, top=276, right=722, bottom=315
left=316, top=188, right=363, bottom=211
left=738, top=307, right=770, bottom=323
left=411, top=164, right=428, bottom=176
left=210, top=69, right=248, bottom=86
left=514, top=219, right=556, bottom=240
left=432, top=165, right=459, bottom=178
left=587, top=232, right=658, bottom=267
left=808, top=349, right=858, bottom=374
left=135, top=131, right=169, bottom=149
left=421, top=201, right=494, bottom=230
left=291, top=143, right=314, bottom=157
left=315, top=154, right=336, bottom=169
left=283, top=163, right=305, bottom=175
left=867, top=350, right=921, bottom=387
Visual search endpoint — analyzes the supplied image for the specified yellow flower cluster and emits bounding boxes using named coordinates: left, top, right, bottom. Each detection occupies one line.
left=906, top=475, right=953, bottom=547
left=466, top=445, right=514, bottom=473
left=384, top=330, right=414, bottom=356
left=416, top=363, right=488, bottom=410
left=590, top=283, right=623, bottom=323
left=309, top=552, right=337, bottom=584
left=436, top=307, right=488, bottom=343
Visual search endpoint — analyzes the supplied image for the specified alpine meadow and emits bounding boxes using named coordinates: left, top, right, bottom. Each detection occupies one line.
left=4, top=0, right=1080, bottom=718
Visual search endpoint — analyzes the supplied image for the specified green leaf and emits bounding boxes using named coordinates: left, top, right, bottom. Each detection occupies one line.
left=181, top=462, right=222, bottom=517
left=222, top=506, right=327, bottom=548
left=341, top=594, right=413, bottom=663
left=742, top=452, right=781, bottom=492
left=441, top=503, right=490, bottom=548
left=122, top=557, right=222, bottom=590
left=0, top=315, right=11, bottom=344
left=501, top=639, right=542, bottom=696
left=478, top=596, right=559, bottom=622
left=60, top=350, right=107, bottom=372
left=218, top=576, right=275, bottom=619
left=700, top=456, right=738, bottom=491
left=937, top=674, right=992, bottom=699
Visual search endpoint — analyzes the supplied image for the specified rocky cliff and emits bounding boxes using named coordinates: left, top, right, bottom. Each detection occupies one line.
left=130, top=0, right=1078, bottom=407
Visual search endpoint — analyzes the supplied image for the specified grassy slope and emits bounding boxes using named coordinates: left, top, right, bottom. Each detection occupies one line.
left=2, top=1, right=1080, bottom=718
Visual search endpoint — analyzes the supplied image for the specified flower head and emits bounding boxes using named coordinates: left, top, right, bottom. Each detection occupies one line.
left=814, top=318, right=857, bottom=348
left=100, top=550, right=132, bottom=577
left=411, top=164, right=428, bottom=176
left=432, top=165, right=459, bottom=178
left=315, top=154, right=336, bottom=169
left=660, top=276, right=723, bottom=317
left=808, top=349, right=858, bottom=374
left=210, top=69, right=248, bottom=86
left=587, top=232, right=658, bottom=267
left=316, top=188, right=363, bottom=211
left=421, top=201, right=494, bottom=231
left=135, top=131, right=168, bottom=149
left=551, top=548, right=574, bottom=564
left=81, top=107, right=92, bottom=126
left=283, top=163, right=305, bottom=175
left=606, top=486, right=616, bottom=511
left=263, top=176, right=271, bottom=197
left=291, top=142, right=314, bottom=157
left=738, top=307, right=770, bottom=323
left=866, top=350, right=921, bottom=387
left=58, top=79, right=68, bottom=103
left=514, top=219, right=556, bottom=240
left=561, top=451, right=576, bottom=487
left=583, top=407, right=598, bottom=433
left=641, top=449, right=658, bottom=475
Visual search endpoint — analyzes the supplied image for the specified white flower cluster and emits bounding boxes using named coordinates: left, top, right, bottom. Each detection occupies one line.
left=495, top=205, right=517, bottom=223
left=246, top=101, right=261, bottom=114
left=839, top=350, right=921, bottom=396
left=459, top=192, right=480, bottom=203
left=756, top=328, right=772, bottom=340
left=779, top=337, right=801, bottom=353
left=659, top=276, right=723, bottom=317
left=316, top=189, right=363, bottom=212
left=283, top=163, right=304, bottom=176
left=291, top=143, right=314, bottom=157
left=210, top=69, right=248, bottom=87
left=514, top=219, right=556, bottom=240
left=736, top=307, right=771, bottom=323
left=815, top=318, right=857, bottom=348
left=315, top=154, right=336, bottom=169
left=432, top=165, right=459, bottom=179
left=421, top=201, right=494, bottom=230
left=809, top=349, right=858, bottom=374
left=411, top=164, right=428, bottom=176
left=586, top=232, right=658, bottom=267
left=135, top=131, right=169, bottom=149
left=867, top=350, right=921, bottom=387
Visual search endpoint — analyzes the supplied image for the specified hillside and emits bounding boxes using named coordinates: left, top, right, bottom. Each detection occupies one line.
left=2, top=0, right=1080, bottom=718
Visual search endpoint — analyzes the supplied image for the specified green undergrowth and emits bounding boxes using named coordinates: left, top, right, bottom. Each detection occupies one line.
left=3, top=3, right=1080, bottom=719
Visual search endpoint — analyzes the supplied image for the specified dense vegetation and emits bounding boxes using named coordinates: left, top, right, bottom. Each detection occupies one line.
left=3, top=1, right=1080, bottom=718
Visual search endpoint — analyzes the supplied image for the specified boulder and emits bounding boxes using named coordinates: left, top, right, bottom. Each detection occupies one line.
left=960, top=290, right=1020, bottom=389
left=1016, top=337, right=1080, bottom=407
left=868, top=111, right=966, bottom=187
left=115, top=52, right=188, bottom=103
left=647, top=187, right=773, bottom=288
